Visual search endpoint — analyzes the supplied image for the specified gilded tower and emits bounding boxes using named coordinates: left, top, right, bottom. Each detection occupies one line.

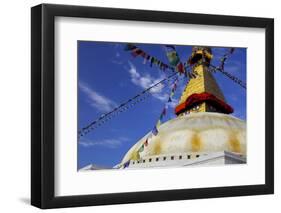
left=175, top=47, right=233, bottom=116
left=112, top=46, right=247, bottom=170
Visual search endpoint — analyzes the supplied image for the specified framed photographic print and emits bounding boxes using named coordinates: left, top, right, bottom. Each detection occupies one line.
left=31, top=4, right=274, bottom=209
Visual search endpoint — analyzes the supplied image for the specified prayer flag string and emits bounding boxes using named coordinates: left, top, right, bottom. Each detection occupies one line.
left=124, top=44, right=186, bottom=74
left=209, top=64, right=246, bottom=89
left=208, top=48, right=246, bottom=89
left=78, top=72, right=178, bottom=138
left=219, top=47, right=235, bottom=70
left=137, top=76, right=181, bottom=154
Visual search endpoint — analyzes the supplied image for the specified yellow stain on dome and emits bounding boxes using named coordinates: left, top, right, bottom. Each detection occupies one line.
left=191, top=132, right=203, bottom=152
left=129, top=150, right=140, bottom=160
left=120, top=113, right=246, bottom=164
left=152, top=137, right=162, bottom=155
left=228, top=131, right=241, bottom=153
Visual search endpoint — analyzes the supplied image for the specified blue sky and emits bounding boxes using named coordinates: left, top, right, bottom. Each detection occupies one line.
left=78, top=41, right=246, bottom=169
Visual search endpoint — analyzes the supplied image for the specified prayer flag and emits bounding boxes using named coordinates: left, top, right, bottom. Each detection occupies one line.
left=124, top=44, right=136, bottom=51
left=123, top=160, right=130, bottom=168
left=166, top=51, right=180, bottom=66
left=144, top=139, right=148, bottom=147
left=131, top=48, right=143, bottom=57
left=156, top=120, right=161, bottom=128
left=165, top=45, right=180, bottom=66
left=138, top=144, right=144, bottom=152
left=168, top=97, right=172, bottom=102
left=152, top=126, right=159, bottom=136
left=150, top=57, right=155, bottom=67
left=159, top=111, right=165, bottom=120
left=162, top=107, right=167, bottom=116
left=176, top=62, right=185, bottom=73
left=140, top=51, right=146, bottom=57
left=165, top=45, right=176, bottom=50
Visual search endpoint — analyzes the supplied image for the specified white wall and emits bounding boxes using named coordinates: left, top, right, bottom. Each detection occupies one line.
left=0, top=0, right=279, bottom=212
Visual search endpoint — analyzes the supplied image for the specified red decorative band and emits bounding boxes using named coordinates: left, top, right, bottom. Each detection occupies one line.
left=175, top=92, right=234, bottom=115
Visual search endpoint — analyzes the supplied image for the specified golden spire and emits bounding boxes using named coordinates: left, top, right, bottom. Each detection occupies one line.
left=175, top=47, right=233, bottom=116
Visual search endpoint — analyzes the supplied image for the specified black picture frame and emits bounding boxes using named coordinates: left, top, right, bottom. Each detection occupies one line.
left=31, top=3, right=274, bottom=209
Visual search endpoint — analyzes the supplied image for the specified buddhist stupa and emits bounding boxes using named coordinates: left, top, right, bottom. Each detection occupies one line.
left=116, top=47, right=246, bottom=169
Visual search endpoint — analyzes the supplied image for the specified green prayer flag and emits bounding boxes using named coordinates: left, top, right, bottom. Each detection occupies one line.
left=138, top=144, right=144, bottom=152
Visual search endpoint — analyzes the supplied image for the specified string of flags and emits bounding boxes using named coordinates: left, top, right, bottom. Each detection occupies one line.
left=208, top=47, right=246, bottom=89
left=122, top=45, right=194, bottom=159
left=78, top=72, right=178, bottom=138
left=165, top=45, right=198, bottom=78
left=78, top=91, right=152, bottom=137
left=209, top=64, right=246, bottom=89
left=136, top=76, right=180, bottom=155
left=124, top=43, right=174, bottom=71
left=219, top=47, right=235, bottom=70
left=79, top=46, right=244, bottom=140
left=124, top=44, right=187, bottom=74
left=125, top=43, right=198, bottom=80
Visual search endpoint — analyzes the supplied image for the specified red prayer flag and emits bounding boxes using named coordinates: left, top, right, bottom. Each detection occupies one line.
left=144, top=139, right=148, bottom=147
left=176, top=63, right=185, bottom=73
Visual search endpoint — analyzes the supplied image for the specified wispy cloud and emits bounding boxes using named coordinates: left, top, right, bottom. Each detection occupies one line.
left=167, top=99, right=178, bottom=108
left=127, top=61, right=167, bottom=101
left=115, top=51, right=120, bottom=58
left=79, top=81, right=117, bottom=112
left=111, top=59, right=123, bottom=65
left=79, top=137, right=130, bottom=149
left=111, top=44, right=123, bottom=65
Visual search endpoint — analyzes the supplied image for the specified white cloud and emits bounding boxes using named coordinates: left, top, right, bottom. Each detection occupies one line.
left=167, top=99, right=178, bottom=108
left=110, top=44, right=124, bottom=65
left=111, top=59, right=123, bottom=65
left=127, top=61, right=167, bottom=101
left=79, top=81, right=117, bottom=112
left=79, top=137, right=130, bottom=149
left=114, top=44, right=121, bottom=59
left=126, top=61, right=186, bottom=110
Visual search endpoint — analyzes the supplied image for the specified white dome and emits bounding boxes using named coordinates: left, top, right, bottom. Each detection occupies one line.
left=121, top=112, right=246, bottom=164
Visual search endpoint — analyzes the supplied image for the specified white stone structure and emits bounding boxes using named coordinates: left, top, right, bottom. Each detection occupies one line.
left=116, top=112, right=246, bottom=169
left=114, top=151, right=245, bottom=169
